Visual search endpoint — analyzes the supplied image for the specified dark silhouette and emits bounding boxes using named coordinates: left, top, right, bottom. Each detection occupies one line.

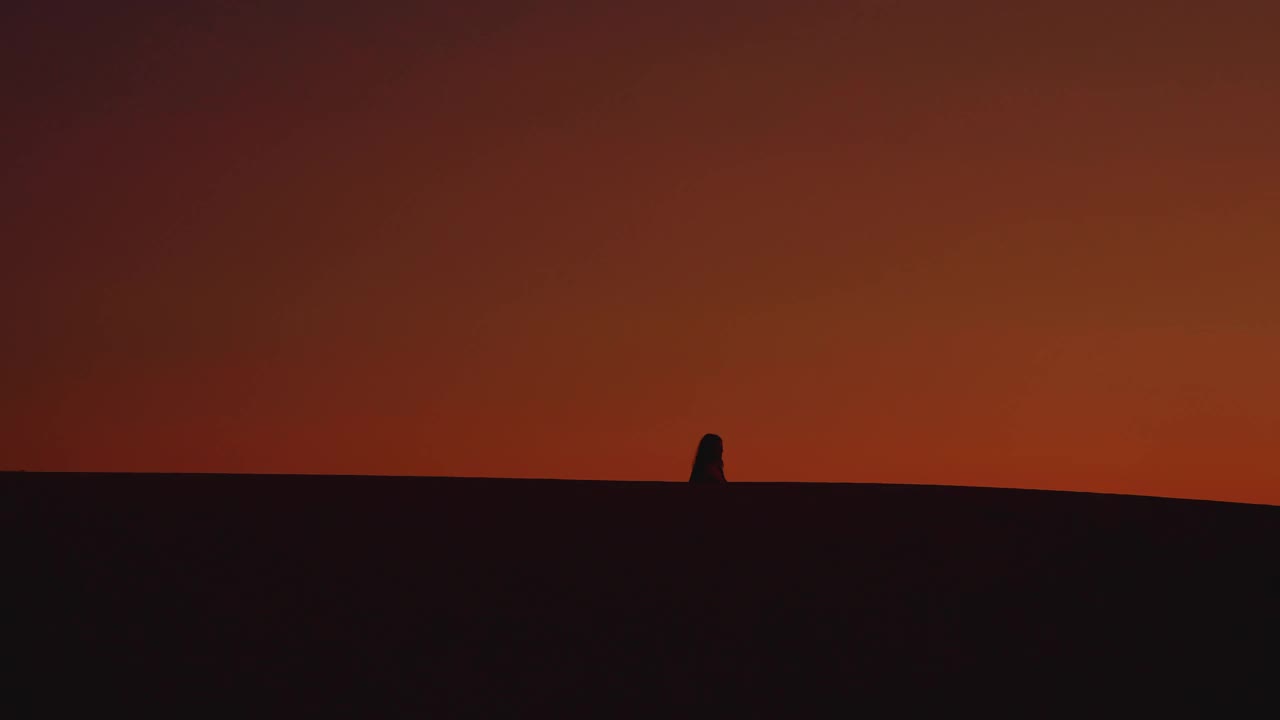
left=689, top=433, right=727, bottom=483
left=7, top=472, right=1277, bottom=713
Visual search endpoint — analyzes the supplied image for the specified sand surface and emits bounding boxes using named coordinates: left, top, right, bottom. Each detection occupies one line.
left=8, top=473, right=1276, bottom=712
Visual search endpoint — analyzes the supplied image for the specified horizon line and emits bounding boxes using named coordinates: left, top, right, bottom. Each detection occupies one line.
left=4, top=470, right=1276, bottom=508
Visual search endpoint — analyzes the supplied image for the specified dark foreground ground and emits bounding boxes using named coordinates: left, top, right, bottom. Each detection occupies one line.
left=7, top=473, right=1278, bottom=713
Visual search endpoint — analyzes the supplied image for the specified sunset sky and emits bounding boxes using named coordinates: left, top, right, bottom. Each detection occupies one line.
left=4, top=1, right=1279, bottom=504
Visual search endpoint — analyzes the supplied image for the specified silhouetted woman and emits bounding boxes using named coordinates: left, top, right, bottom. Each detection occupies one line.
left=689, top=433, right=727, bottom=483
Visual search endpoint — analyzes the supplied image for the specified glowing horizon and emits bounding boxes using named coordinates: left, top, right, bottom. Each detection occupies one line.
left=4, top=1, right=1279, bottom=505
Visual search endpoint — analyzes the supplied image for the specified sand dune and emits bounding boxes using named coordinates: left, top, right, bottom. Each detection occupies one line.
left=8, top=473, right=1276, bottom=712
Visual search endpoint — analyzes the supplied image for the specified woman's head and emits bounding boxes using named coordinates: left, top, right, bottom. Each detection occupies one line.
left=693, top=433, right=723, bottom=464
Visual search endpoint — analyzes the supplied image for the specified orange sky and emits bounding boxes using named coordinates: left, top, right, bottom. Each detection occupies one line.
left=4, top=1, right=1279, bottom=504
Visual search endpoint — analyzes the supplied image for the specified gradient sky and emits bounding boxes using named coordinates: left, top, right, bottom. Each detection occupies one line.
left=4, top=1, right=1279, bottom=504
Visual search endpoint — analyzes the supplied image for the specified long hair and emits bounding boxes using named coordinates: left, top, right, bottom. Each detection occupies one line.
left=689, top=433, right=724, bottom=482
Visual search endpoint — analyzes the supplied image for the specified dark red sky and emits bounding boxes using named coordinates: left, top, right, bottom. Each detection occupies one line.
left=4, top=1, right=1279, bottom=504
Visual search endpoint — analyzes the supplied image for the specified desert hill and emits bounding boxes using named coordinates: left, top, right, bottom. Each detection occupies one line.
left=8, top=473, right=1277, bottom=713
